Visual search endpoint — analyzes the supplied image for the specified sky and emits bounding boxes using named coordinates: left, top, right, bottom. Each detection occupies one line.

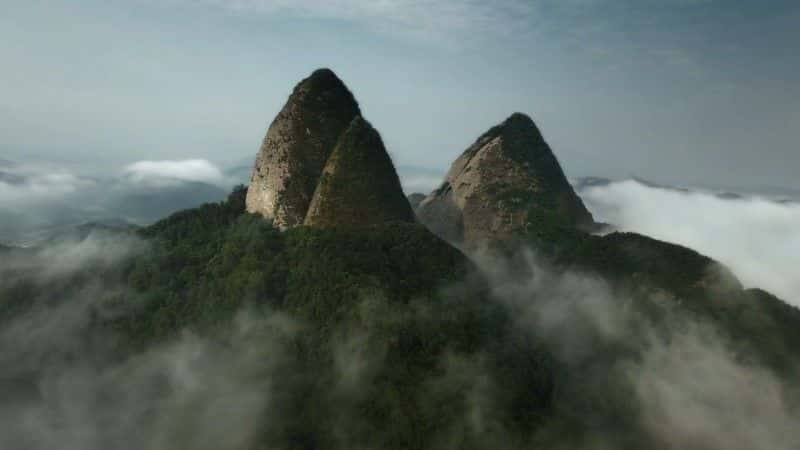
left=1, top=0, right=799, bottom=190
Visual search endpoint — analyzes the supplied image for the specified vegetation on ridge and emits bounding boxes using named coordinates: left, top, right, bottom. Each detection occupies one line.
left=2, top=185, right=800, bottom=449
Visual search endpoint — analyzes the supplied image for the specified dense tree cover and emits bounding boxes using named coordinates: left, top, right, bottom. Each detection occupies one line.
left=304, top=117, right=415, bottom=227
left=119, top=186, right=800, bottom=448
left=510, top=204, right=800, bottom=376
left=121, top=186, right=471, bottom=340
left=2, top=185, right=800, bottom=449
left=109, top=186, right=556, bottom=449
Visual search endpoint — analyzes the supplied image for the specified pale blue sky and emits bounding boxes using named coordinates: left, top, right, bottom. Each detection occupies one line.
left=2, top=0, right=798, bottom=189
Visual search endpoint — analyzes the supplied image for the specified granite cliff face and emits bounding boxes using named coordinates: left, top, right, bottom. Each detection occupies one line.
left=305, top=117, right=415, bottom=227
left=417, top=113, right=594, bottom=245
left=246, top=69, right=413, bottom=229
left=246, top=68, right=362, bottom=229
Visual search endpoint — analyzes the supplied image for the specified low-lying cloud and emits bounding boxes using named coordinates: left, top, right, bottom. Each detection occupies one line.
left=0, top=235, right=297, bottom=450
left=0, top=160, right=232, bottom=243
left=632, top=326, right=799, bottom=450
left=123, top=159, right=228, bottom=187
left=580, top=179, right=800, bottom=306
left=0, top=166, right=95, bottom=209
left=0, top=311, right=293, bottom=450
left=476, top=248, right=800, bottom=450
left=1, top=227, right=799, bottom=449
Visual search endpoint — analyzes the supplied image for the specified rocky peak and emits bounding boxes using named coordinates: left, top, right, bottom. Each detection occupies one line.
left=246, top=68, right=361, bottom=229
left=246, top=69, right=414, bottom=230
left=480, top=112, right=545, bottom=150
left=417, top=113, right=594, bottom=245
left=304, top=117, right=415, bottom=227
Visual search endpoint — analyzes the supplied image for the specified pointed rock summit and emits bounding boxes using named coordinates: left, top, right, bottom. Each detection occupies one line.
left=246, top=69, right=414, bottom=229
left=305, top=117, right=415, bottom=227
left=417, top=113, right=594, bottom=245
left=246, top=68, right=362, bottom=229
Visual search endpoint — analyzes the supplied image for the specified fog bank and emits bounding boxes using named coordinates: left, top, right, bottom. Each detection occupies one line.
left=580, top=179, right=800, bottom=305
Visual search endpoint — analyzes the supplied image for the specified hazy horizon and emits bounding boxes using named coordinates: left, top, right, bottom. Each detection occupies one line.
left=3, top=0, right=799, bottom=192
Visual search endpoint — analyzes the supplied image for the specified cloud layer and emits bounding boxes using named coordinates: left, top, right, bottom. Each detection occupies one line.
left=0, top=160, right=232, bottom=243
left=0, top=235, right=294, bottom=450
left=580, top=179, right=800, bottom=305
left=0, top=166, right=94, bottom=209
left=477, top=248, right=800, bottom=450
left=123, top=159, right=228, bottom=187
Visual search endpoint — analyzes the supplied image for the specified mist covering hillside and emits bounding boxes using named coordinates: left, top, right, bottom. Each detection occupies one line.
left=2, top=184, right=799, bottom=450
left=576, top=177, right=800, bottom=306
left=0, top=160, right=239, bottom=245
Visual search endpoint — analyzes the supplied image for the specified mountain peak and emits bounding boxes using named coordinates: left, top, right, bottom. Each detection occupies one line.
left=297, top=68, right=357, bottom=101
left=246, top=69, right=361, bottom=229
left=307, top=67, right=341, bottom=81
left=504, top=112, right=535, bottom=127
left=474, top=112, right=549, bottom=165
left=417, top=113, right=594, bottom=245
left=246, top=70, right=413, bottom=230
left=304, top=117, right=415, bottom=228
left=477, top=112, right=539, bottom=139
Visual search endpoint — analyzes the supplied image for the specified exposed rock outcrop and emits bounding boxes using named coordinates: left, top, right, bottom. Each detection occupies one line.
left=304, top=117, right=415, bottom=227
left=246, top=68, right=361, bottom=229
left=246, top=69, right=413, bottom=229
left=417, top=113, right=594, bottom=245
